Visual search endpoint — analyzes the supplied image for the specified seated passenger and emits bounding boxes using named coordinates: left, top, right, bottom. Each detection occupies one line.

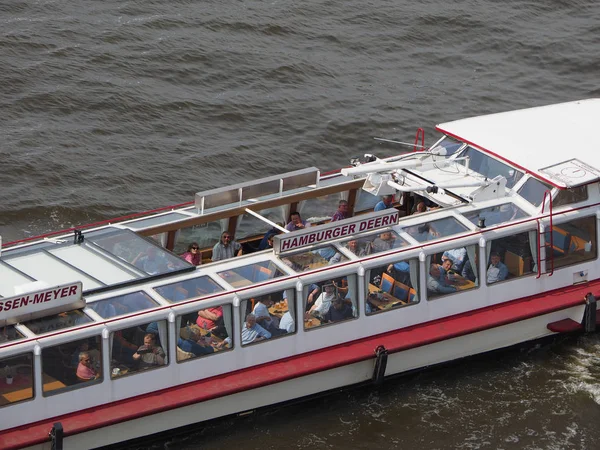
left=331, top=200, right=350, bottom=222
left=347, top=239, right=371, bottom=257
left=286, top=212, right=310, bottom=231
left=178, top=327, right=215, bottom=356
left=309, top=283, right=336, bottom=317
left=258, top=232, right=277, bottom=251
left=374, top=195, right=394, bottom=211
left=461, top=259, right=476, bottom=282
left=387, top=261, right=411, bottom=285
left=323, top=297, right=353, bottom=323
left=412, top=200, right=427, bottom=214
left=279, top=311, right=295, bottom=333
left=181, top=242, right=202, bottom=266
left=372, top=231, right=396, bottom=253
left=71, top=341, right=100, bottom=368
left=196, top=306, right=224, bottom=331
left=133, top=333, right=166, bottom=368
left=305, top=283, right=321, bottom=311
left=252, top=296, right=278, bottom=331
left=241, top=314, right=272, bottom=345
left=427, top=264, right=457, bottom=295
left=212, top=232, right=242, bottom=262
left=442, top=247, right=467, bottom=272
left=487, top=252, right=508, bottom=284
left=76, top=351, right=99, bottom=381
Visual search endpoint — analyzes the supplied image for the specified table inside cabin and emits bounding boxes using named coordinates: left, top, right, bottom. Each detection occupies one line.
left=268, top=301, right=289, bottom=318
left=219, top=270, right=252, bottom=288
left=187, top=324, right=229, bottom=350
left=449, top=274, right=476, bottom=291
left=368, top=283, right=406, bottom=310
left=304, top=317, right=321, bottom=329
left=0, top=372, right=66, bottom=404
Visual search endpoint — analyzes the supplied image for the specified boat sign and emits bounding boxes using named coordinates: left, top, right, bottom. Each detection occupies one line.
left=274, top=209, right=400, bottom=254
left=0, top=281, right=84, bottom=326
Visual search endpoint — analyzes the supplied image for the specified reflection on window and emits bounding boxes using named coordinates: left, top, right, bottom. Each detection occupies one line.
left=304, top=276, right=357, bottom=329
left=89, top=229, right=191, bottom=275
left=355, top=189, right=380, bottom=213
left=88, top=291, right=158, bottom=319
left=236, top=207, right=285, bottom=240
left=111, top=321, right=167, bottom=378
left=366, top=258, right=419, bottom=315
left=299, top=193, right=343, bottom=223
left=177, top=304, right=233, bottom=361
left=486, top=231, right=535, bottom=284
left=42, top=336, right=102, bottom=395
left=240, top=290, right=295, bottom=346
left=281, top=246, right=347, bottom=272
left=173, top=220, right=223, bottom=255
left=463, top=203, right=528, bottom=228
left=341, top=230, right=408, bottom=258
left=404, top=217, right=467, bottom=242
left=0, top=325, right=25, bottom=344
left=553, top=186, right=588, bottom=208
left=517, top=177, right=551, bottom=206
left=22, top=310, right=92, bottom=335
left=426, top=245, right=479, bottom=299
left=218, top=261, right=285, bottom=288
left=155, top=276, right=224, bottom=303
left=546, top=216, right=596, bottom=270
left=458, top=147, right=523, bottom=188
left=0, top=353, right=33, bottom=407
left=432, top=136, right=464, bottom=157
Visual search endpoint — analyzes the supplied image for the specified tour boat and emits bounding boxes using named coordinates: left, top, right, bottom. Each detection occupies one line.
left=1, top=99, right=599, bottom=449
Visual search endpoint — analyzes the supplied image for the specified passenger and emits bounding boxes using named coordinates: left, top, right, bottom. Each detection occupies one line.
left=212, top=232, right=242, bottom=262
left=305, top=283, right=321, bottom=311
left=132, top=247, right=170, bottom=275
left=427, top=264, right=457, bottom=294
left=178, top=327, right=215, bottom=356
left=279, top=311, right=295, bottom=333
left=442, top=247, right=467, bottom=272
left=412, top=200, right=427, bottom=215
left=331, top=200, right=350, bottom=222
left=374, top=195, right=394, bottom=211
left=372, top=231, right=396, bottom=252
left=323, top=297, right=354, bottom=323
left=241, top=314, right=272, bottom=345
left=487, top=252, right=508, bottom=284
left=347, top=239, right=371, bottom=257
left=133, top=333, right=166, bottom=368
left=258, top=230, right=277, bottom=251
left=71, top=341, right=100, bottom=368
left=387, top=261, right=411, bottom=285
left=461, top=258, right=476, bottom=282
left=112, top=329, right=138, bottom=364
left=309, top=283, right=336, bottom=316
left=252, top=296, right=277, bottom=331
left=196, top=306, right=224, bottom=332
left=286, top=212, right=310, bottom=231
left=76, top=351, right=99, bottom=381
left=181, top=242, right=202, bottom=266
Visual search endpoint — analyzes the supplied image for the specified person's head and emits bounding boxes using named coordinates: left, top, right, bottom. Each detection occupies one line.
left=324, top=283, right=335, bottom=295
left=143, top=333, right=156, bottom=346
left=338, top=200, right=349, bottom=214
left=380, top=231, right=393, bottom=241
left=79, top=351, right=91, bottom=367
left=429, top=264, right=441, bottom=278
left=347, top=239, right=358, bottom=252
left=188, top=242, right=200, bottom=253
left=441, top=258, right=453, bottom=271
left=221, top=232, right=233, bottom=245
left=245, top=314, right=256, bottom=328
left=382, top=195, right=393, bottom=206
left=416, top=201, right=426, bottom=213
left=333, top=297, right=344, bottom=310
left=490, top=252, right=501, bottom=266
left=290, top=212, right=302, bottom=224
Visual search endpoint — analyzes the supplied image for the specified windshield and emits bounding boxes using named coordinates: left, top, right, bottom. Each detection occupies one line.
left=457, top=146, right=523, bottom=188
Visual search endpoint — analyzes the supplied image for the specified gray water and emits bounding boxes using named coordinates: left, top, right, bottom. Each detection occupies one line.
left=2, top=0, right=600, bottom=448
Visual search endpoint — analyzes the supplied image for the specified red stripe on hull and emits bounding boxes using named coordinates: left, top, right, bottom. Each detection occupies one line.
left=2, top=280, right=598, bottom=449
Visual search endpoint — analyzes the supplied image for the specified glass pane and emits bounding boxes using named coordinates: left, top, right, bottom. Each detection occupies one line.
left=218, top=261, right=285, bottom=288
left=0, top=263, right=33, bottom=298
left=125, top=212, right=190, bottom=231
left=355, top=189, right=380, bottom=213
left=517, top=177, right=551, bottom=206
left=236, top=207, right=285, bottom=240
left=431, top=136, right=464, bottom=157
left=0, top=353, right=34, bottom=407
left=177, top=305, right=233, bottom=361
left=404, top=217, right=467, bottom=242
left=488, top=231, right=535, bottom=283
left=341, top=230, right=409, bottom=257
left=548, top=216, right=596, bottom=270
left=458, top=147, right=523, bottom=188
left=299, top=193, right=343, bottom=223
left=154, top=276, right=224, bottom=303
left=427, top=245, right=479, bottom=299
left=241, top=290, right=295, bottom=346
left=281, top=246, right=347, bottom=273
left=553, top=186, right=588, bottom=208
left=111, top=321, right=168, bottom=378
left=366, top=258, right=419, bottom=315
left=88, top=291, right=158, bottom=319
left=42, top=336, right=102, bottom=394
left=22, top=310, right=93, bottom=335
left=463, top=203, right=528, bottom=228
left=304, top=276, right=357, bottom=329
left=173, top=220, right=223, bottom=255
left=0, top=325, right=25, bottom=345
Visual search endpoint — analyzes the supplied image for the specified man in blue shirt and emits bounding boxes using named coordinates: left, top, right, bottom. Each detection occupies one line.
left=241, top=314, right=272, bottom=345
left=487, top=252, right=508, bottom=284
left=427, top=264, right=457, bottom=295
left=374, top=195, right=394, bottom=211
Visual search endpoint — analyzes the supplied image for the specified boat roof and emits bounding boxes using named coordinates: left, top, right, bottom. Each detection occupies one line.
left=436, top=98, right=600, bottom=189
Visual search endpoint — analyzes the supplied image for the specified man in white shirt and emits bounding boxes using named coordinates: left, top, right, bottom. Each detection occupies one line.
left=278, top=311, right=295, bottom=333
left=252, top=296, right=276, bottom=330
left=212, top=232, right=242, bottom=262
left=309, top=283, right=336, bottom=316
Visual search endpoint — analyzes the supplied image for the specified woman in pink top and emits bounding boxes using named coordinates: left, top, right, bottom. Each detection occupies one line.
left=196, top=306, right=223, bottom=330
left=181, top=242, right=202, bottom=266
left=76, top=351, right=99, bottom=380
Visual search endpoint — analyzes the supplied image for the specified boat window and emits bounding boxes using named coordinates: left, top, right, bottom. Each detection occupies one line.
left=462, top=203, right=528, bottom=228
left=486, top=231, right=536, bottom=284
left=366, top=258, right=419, bottom=315
left=218, top=261, right=286, bottom=288
left=173, top=220, right=223, bottom=255
left=21, top=310, right=93, bottom=335
left=304, top=275, right=358, bottom=330
left=426, top=244, right=479, bottom=299
left=517, top=177, right=551, bottom=207
left=299, top=193, right=344, bottom=225
left=0, top=325, right=25, bottom=344
left=553, top=186, right=588, bottom=208
left=110, top=320, right=168, bottom=379
left=177, top=304, right=233, bottom=361
left=547, top=216, right=597, bottom=270
left=432, top=136, right=465, bottom=157
left=240, top=289, right=295, bottom=346
left=41, top=336, right=102, bottom=396
left=0, top=353, right=33, bottom=407
left=341, top=230, right=409, bottom=257
left=88, top=291, right=158, bottom=319
left=88, top=229, right=191, bottom=276
left=457, top=146, right=523, bottom=188
left=281, top=246, right=348, bottom=273
left=236, top=206, right=286, bottom=240
left=404, top=217, right=468, bottom=242
left=355, top=189, right=380, bottom=213
left=154, top=276, right=224, bottom=303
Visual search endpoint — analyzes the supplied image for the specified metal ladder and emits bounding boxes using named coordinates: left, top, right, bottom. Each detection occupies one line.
left=536, top=190, right=554, bottom=278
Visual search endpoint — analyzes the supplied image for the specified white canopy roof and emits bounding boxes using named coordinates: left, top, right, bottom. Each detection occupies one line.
left=436, top=99, right=600, bottom=188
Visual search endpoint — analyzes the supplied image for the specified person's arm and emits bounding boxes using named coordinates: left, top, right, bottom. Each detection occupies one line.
left=499, top=264, right=509, bottom=281
left=198, top=309, right=220, bottom=321
left=211, top=243, right=221, bottom=262
left=155, top=347, right=166, bottom=365
left=257, top=324, right=272, bottom=339
left=235, top=242, right=243, bottom=257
